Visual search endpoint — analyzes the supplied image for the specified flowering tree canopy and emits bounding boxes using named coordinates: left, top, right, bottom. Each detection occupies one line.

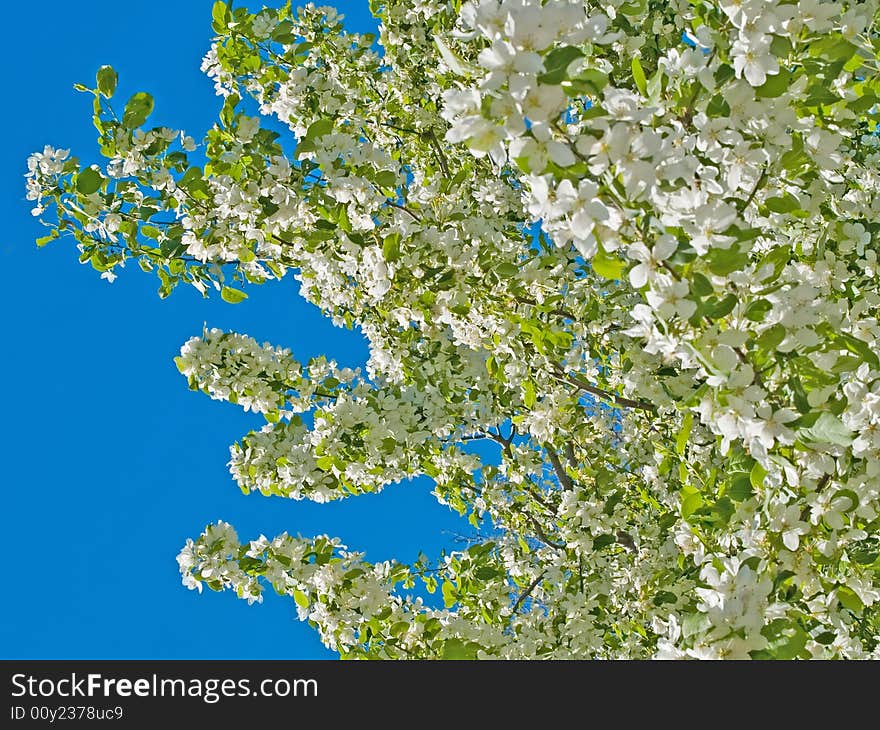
left=26, top=0, right=880, bottom=658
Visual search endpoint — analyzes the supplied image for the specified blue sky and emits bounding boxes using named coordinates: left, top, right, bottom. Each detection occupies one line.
left=1, top=1, right=471, bottom=658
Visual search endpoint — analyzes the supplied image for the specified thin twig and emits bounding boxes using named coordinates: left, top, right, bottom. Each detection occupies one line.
left=385, top=199, right=422, bottom=221
left=511, top=572, right=545, bottom=615
left=556, top=367, right=656, bottom=413
left=427, top=130, right=451, bottom=177
left=738, top=166, right=768, bottom=212
left=564, top=442, right=578, bottom=469
left=513, top=294, right=578, bottom=321
left=524, top=513, right=566, bottom=551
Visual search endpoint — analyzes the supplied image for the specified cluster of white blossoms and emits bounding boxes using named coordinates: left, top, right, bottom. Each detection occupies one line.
left=176, top=329, right=304, bottom=414
left=28, top=0, right=880, bottom=658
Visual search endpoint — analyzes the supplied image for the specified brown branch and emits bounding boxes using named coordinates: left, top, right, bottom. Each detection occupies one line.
left=555, top=367, right=656, bottom=413
left=546, top=447, right=574, bottom=490
left=427, top=130, right=451, bottom=178
left=487, top=430, right=513, bottom=458
left=525, top=482, right=556, bottom=512
left=511, top=572, right=545, bottom=615
left=524, top=513, right=566, bottom=551
left=564, top=442, right=578, bottom=469
left=385, top=199, right=422, bottom=221
left=380, top=120, right=421, bottom=135
left=513, top=294, right=578, bottom=321
left=679, top=50, right=716, bottom=127
left=616, top=530, right=637, bottom=552
left=738, top=166, right=768, bottom=213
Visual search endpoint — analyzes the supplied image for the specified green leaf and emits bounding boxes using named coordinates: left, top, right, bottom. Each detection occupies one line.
left=814, top=631, right=837, bottom=645
left=764, top=193, right=801, bottom=213
left=631, top=57, right=647, bottom=96
left=390, top=621, right=409, bottom=637
left=619, top=0, right=647, bottom=15
left=758, top=246, right=790, bottom=282
left=749, top=462, right=767, bottom=491
left=122, top=92, right=154, bottom=128
left=755, top=323, right=785, bottom=352
left=523, top=380, right=536, bottom=408
left=434, top=35, right=472, bottom=77
left=592, top=248, right=625, bottom=280
left=706, top=93, right=730, bottom=117
left=836, top=586, right=863, bottom=613
left=681, top=612, right=711, bottom=639
left=564, top=68, right=608, bottom=97
left=851, top=548, right=878, bottom=565
left=441, top=580, right=457, bottom=608
left=760, top=619, right=808, bottom=660
left=293, top=589, right=309, bottom=608
left=36, top=231, right=59, bottom=247
left=769, top=35, right=792, bottom=59
left=495, top=262, right=518, bottom=278
left=441, top=638, right=479, bottom=660
left=538, top=45, right=584, bottom=85
left=653, top=591, right=678, bottom=606
left=382, top=233, right=400, bottom=263
left=690, top=272, right=713, bottom=297
left=75, top=167, right=103, bottom=194
left=220, top=286, right=248, bottom=304
left=96, top=65, right=118, bottom=98
left=374, top=170, right=397, bottom=189
left=798, top=412, right=853, bottom=446
left=848, top=92, right=877, bottom=114
left=804, top=84, right=841, bottom=107
left=836, top=333, right=880, bottom=368
left=219, top=93, right=240, bottom=127
left=297, top=118, right=334, bottom=153
left=681, top=491, right=703, bottom=519
left=646, top=67, right=664, bottom=104
left=474, top=566, right=501, bottom=580
left=755, top=68, right=791, bottom=98
left=179, top=166, right=209, bottom=197
left=744, top=299, right=772, bottom=322
left=272, top=20, right=297, bottom=44
left=714, top=64, right=735, bottom=85
left=675, top=411, right=693, bottom=456
left=706, top=246, right=750, bottom=276
left=728, top=473, right=753, bottom=502
left=706, top=293, right=737, bottom=318
left=808, top=35, right=856, bottom=62
left=316, top=455, right=333, bottom=471
left=212, top=1, right=230, bottom=32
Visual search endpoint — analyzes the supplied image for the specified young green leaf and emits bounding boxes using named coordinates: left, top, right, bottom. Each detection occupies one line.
left=631, top=57, right=647, bottom=96
left=96, top=65, right=118, bottom=98
left=221, top=286, right=249, bottom=304
left=122, top=92, right=154, bottom=128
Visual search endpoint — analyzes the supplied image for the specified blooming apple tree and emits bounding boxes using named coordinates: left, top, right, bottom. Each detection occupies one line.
left=26, top=0, right=880, bottom=658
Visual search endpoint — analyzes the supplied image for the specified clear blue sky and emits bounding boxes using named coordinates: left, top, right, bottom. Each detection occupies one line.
left=1, top=1, right=470, bottom=658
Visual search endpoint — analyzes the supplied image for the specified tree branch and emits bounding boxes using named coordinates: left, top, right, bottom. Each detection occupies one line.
left=564, top=442, right=578, bottom=469
left=545, top=447, right=574, bottom=490
left=738, top=166, right=768, bottom=213
left=553, top=366, right=657, bottom=413
left=427, top=130, right=451, bottom=178
left=523, top=513, right=566, bottom=551
left=511, top=572, right=545, bottom=615
left=385, top=199, right=422, bottom=221
left=513, top=294, right=578, bottom=321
